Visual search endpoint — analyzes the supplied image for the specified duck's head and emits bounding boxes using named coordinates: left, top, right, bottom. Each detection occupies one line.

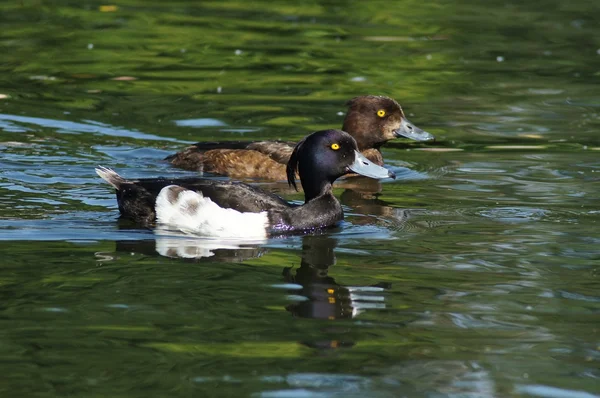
left=342, top=95, right=434, bottom=150
left=287, top=129, right=395, bottom=201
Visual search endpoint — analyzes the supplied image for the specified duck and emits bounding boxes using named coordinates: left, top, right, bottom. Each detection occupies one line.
left=166, top=95, right=433, bottom=180
left=97, top=129, right=396, bottom=238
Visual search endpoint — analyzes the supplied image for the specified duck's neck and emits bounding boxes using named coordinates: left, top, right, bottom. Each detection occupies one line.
left=343, top=115, right=378, bottom=151
left=302, top=178, right=334, bottom=203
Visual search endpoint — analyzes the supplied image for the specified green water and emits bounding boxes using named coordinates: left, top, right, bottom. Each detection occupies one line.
left=1, top=1, right=599, bottom=397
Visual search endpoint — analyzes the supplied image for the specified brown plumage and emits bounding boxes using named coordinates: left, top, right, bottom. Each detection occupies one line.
left=202, top=149, right=290, bottom=180
left=166, top=95, right=433, bottom=180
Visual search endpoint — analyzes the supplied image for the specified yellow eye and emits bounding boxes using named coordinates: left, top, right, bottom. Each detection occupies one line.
left=330, top=143, right=340, bottom=150
left=377, top=109, right=386, bottom=117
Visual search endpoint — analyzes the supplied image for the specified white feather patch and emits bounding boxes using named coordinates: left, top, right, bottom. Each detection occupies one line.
left=155, top=185, right=269, bottom=239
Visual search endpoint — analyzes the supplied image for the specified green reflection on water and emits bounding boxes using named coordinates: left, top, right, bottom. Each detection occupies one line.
left=0, top=0, right=599, bottom=397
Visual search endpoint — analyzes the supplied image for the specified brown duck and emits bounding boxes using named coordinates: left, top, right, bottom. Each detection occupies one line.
left=166, top=95, right=433, bottom=180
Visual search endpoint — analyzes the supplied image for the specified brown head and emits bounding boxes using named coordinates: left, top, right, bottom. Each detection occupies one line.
left=342, top=95, right=434, bottom=152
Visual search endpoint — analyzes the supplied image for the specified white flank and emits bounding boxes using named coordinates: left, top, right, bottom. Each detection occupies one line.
left=155, top=185, right=269, bottom=239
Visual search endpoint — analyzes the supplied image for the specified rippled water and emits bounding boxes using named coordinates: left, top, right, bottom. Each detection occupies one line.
left=1, top=1, right=599, bottom=397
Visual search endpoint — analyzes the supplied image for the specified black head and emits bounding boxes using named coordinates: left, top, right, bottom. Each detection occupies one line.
left=286, top=129, right=394, bottom=202
left=342, top=95, right=434, bottom=150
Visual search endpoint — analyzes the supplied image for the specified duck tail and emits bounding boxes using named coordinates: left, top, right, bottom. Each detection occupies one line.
left=95, top=166, right=128, bottom=189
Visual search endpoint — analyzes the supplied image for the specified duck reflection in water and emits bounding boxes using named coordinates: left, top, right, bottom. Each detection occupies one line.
left=115, top=229, right=390, bottom=321
left=340, top=183, right=411, bottom=227
left=154, top=226, right=268, bottom=260
left=337, top=164, right=427, bottom=228
left=114, top=224, right=267, bottom=262
left=283, top=235, right=390, bottom=320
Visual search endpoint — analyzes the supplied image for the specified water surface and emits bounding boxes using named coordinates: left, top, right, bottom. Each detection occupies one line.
left=0, top=1, right=599, bottom=397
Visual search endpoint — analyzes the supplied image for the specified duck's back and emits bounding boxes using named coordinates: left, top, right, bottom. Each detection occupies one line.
left=136, top=177, right=289, bottom=211
left=166, top=140, right=295, bottom=180
left=98, top=169, right=290, bottom=225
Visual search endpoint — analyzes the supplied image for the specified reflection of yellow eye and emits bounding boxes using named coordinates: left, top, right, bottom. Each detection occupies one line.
left=377, top=109, right=386, bottom=117
left=331, top=143, right=340, bottom=150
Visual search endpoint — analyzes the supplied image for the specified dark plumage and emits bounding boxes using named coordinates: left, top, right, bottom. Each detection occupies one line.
left=95, top=171, right=289, bottom=226
left=166, top=95, right=433, bottom=180
left=97, top=129, right=395, bottom=237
